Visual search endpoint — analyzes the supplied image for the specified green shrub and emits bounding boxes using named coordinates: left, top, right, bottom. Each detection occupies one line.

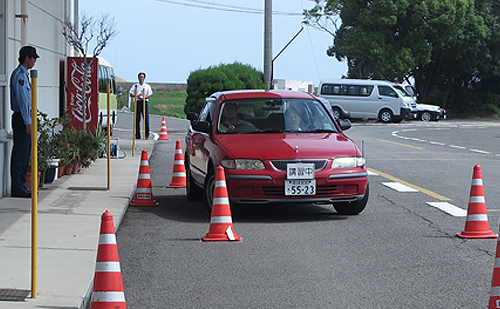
left=184, top=62, right=266, bottom=114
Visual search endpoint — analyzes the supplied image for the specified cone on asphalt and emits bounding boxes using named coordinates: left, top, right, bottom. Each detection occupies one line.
left=158, top=116, right=170, bottom=140
left=90, top=210, right=126, bottom=309
left=202, top=165, right=241, bottom=241
left=130, top=149, right=159, bottom=206
left=457, top=164, right=497, bottom=239
left=489, top=228, right=500, bottom=308
left=167, top=140, right=187, bottom=188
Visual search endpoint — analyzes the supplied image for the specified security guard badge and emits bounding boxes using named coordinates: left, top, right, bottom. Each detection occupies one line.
left=19, top=79, right=24, bottom=86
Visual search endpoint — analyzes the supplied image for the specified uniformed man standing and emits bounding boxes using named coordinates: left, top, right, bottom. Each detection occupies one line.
left=10, top=46, right=39, bottom=197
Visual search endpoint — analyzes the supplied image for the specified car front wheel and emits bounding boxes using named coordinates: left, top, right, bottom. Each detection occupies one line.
left=379, top=109, right=393, bottom=123
left=333, top=184, right=369, bottom=215
left=420, top=111, right=431, bottom=121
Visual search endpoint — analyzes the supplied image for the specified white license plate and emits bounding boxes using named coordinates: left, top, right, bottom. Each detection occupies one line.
left=285, top=180, right=316, bottom=196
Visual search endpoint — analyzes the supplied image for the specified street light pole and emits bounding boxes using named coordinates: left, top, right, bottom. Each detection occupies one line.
left=264, top=0, right=272, bottom=89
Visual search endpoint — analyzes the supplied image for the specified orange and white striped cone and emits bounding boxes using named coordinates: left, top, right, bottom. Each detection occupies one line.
left=202, top=165, right=241, bottom=241
left=90, top=210, right=126, bottom=309
left=130, top=149, right=159, bottom=206
left=158, top=116, right=170, bottom=140
left=490, top=228, right=500, bottom=308
left=457, top=164, right=497, bottom=239
left=167, top=140, right=187, bottom=188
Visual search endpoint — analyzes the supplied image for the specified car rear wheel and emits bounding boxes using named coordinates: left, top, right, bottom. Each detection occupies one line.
left=204, top=168, right=216, bottom=210
left=333, top=184, right=369, bottom=215
left=332, top=107, right=342, bottom=120
left=379, top=109, right=393, bottom=123
left=420, top=111, right=431, bottom=122
left=186, top=161, right=203, bottom=202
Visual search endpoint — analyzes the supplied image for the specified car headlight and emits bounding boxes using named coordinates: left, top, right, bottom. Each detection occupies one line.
left=332, top=157, right=366, bottom=168
left=221, top=159, right=265, bottom=170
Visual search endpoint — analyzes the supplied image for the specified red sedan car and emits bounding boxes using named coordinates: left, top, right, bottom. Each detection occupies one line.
left=185, top=90, right=369, bottom=215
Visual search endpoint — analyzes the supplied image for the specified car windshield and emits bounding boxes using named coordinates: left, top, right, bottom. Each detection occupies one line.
left=393, top=85, right=411, bottom=97
left=216, top=98, right=339, bottom=134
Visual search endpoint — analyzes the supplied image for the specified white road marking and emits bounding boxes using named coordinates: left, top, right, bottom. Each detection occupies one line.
left=426, top=202, right=467, bottom=217
left=382, top=182, right=419, bottom=192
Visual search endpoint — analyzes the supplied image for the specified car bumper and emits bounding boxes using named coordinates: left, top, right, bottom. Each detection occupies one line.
left=225, top=171, right=368, bottom=205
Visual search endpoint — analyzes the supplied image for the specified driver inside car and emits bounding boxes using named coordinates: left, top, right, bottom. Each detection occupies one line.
left=218, top=102, right=257, bottom=133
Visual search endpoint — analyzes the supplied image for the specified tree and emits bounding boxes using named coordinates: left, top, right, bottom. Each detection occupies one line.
left=303, top=0, right=500, bottom=115
left=184, top=63, right=266, bottom=114
left=62, top=13, right=117, bottom=130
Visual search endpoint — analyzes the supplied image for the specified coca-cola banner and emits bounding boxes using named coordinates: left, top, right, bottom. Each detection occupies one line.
left=66, top=57, right=98, bottom=131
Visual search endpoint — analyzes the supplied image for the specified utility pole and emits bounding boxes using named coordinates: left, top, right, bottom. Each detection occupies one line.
left=264, top=0, right=272, bottom=89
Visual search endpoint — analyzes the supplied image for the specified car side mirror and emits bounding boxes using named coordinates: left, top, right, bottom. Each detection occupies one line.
left=338, top=119, right=351, bottom=131
left=187, top=112, right=199, bottom=122
left=192, top=121, right=211, bottom=133
left=341, top=110, right=351, bottom=120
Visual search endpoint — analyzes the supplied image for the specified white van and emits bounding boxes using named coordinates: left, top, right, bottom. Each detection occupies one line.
left=318, top=79, right=417, bottom=123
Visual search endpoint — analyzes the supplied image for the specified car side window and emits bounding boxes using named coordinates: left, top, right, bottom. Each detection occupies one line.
left=378, top=86, right=398, bottom=98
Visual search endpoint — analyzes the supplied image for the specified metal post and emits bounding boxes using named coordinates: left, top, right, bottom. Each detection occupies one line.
left=30, top=69, right=38, bottom=298
left=142, top=90, right=146, bottom=140
left=132, top=89, right=137, bottom=157
left=107, top=82, right=111, bottom=190
left=264, top=0, right=272, bottom=89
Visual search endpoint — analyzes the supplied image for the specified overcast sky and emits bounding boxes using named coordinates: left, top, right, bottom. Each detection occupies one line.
left=79, top=0, right=347, bottom=86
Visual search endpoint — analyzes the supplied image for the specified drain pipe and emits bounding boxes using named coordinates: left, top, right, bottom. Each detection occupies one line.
left=21, top=0, right=28, bottom=45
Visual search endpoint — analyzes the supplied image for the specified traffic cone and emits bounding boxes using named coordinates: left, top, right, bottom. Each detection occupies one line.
left=457, top=164, right=497, bottom=239
left=90, top=210, right=126, bottom=309
left=158, top=116, right=170, bottom=140
left=130, top=149, right=159, bottom=206
left=202, top=166, right=241, bottom=241
left=490, top=228, right=500, bottom=308
left=167, top=140, right=186, bottom=188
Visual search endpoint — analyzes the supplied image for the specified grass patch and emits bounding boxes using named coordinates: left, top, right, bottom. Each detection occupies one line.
left=117, top=91, right=187, bottom=119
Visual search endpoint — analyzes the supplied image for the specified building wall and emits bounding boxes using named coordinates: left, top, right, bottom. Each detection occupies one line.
left=1, top=0, right=70, bottom=197
left=272, top=79, right=314, bottom=93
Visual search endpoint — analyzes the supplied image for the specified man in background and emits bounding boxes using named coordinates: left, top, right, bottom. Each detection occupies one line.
left=129, top=72, right=153, bottom=139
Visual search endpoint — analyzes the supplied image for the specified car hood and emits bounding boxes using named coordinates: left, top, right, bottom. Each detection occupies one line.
left=416, top=104, right=442, bottom=111
left=215, top=133, right=360, bottom=160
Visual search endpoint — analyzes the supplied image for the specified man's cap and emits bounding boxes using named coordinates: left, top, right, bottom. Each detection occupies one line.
left=19, top=46, right=40, bottom=59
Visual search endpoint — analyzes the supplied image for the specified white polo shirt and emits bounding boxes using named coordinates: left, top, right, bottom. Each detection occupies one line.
left=129, top=83, right=153, bottom=101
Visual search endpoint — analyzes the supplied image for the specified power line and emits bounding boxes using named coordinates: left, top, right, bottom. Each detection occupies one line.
left=152, top=0, right=303, bottom=16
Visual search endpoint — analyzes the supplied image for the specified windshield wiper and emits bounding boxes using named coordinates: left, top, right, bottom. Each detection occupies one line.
left=302, top=129, right=338, bottom=133
left=258, top=128, right=285, bottom=133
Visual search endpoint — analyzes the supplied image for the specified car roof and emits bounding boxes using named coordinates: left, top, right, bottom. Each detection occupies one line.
left=211, top=89, right=316, bottom=100
left=319, top=79, right=394, bottom=86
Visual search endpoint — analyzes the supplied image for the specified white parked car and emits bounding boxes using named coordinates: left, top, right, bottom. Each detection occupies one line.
left=415, top=103, right=447, bottom=121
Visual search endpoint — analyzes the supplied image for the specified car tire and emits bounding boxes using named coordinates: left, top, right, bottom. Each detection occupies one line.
left=186, top=161, right=203, bottom=202
left=420, top=111, right=431, bottom=122
left=332, top=107, right=342, bottom=120
left=333, top=184, right=369, bottom=215
left=204, top=167, right=216, bottom=210
left=379, top=109, right=393, bottom=123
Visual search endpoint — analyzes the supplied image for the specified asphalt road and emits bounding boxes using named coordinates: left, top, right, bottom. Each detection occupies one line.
left=115, top=117, right=500, bottom=308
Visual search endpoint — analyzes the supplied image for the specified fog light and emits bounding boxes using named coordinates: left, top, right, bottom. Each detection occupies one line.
left=343, top=184, right=358, bottom=194
left=237, top=186, right=254, bottom=196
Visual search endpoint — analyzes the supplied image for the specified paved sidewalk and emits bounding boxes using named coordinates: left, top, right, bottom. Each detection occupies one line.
left=0, top=137, right=156, bottom=309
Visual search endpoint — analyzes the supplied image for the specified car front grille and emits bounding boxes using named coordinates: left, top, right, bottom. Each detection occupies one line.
left=269, top=159, right=327, bottom=172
